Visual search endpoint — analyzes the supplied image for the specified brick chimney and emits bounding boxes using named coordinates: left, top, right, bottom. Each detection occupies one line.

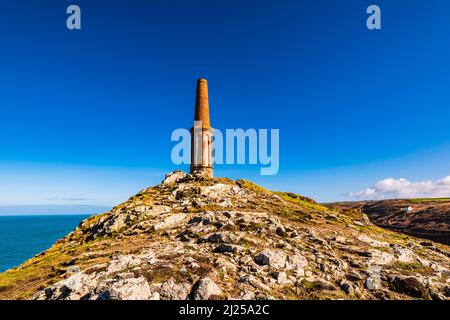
left=190, top=79, right=214, bottom=177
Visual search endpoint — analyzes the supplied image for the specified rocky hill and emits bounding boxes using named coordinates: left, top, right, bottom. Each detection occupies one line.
left=0, top=171, right=449, bottom=300
left=325, top=199, right=450, bottom=245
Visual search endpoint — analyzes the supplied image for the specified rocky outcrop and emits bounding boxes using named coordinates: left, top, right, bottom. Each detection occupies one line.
left=3, top=171, right=449, bottom=301
left=161, top=170, right=187, bottom=186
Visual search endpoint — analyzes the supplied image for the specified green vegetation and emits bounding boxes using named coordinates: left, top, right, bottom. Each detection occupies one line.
left=409, top=198, right=450, bottom=203
left=80, top=211, right=108, bottom=227
left=274, top=191, right=328, bottom=214
left=392, top=261, right=425, bottom=272
left=236, top=179, right=329, bottom=218
left=276, top=210, right=313, bottom=223
left=236, top=179, right=270, bottom=193
left=274, top=192, right=317, bottom=205
left=212, top=177, right=236, bottom=185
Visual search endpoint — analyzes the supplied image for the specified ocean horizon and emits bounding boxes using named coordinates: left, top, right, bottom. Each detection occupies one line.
left=0, top=214, right=90, bottom=272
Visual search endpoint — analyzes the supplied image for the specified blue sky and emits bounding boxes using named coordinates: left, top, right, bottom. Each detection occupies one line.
left=0, top=0, right=449, bottom=212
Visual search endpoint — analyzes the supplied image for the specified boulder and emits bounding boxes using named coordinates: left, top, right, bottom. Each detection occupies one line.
left=339, top=280, right=354, bottom=294
left=345, top=272, right=363, bottom=282
left=238, top=290, right=255, bottom=300
left=276, top=227, right=287, bottom=237
left=213, top=243, right=241, bottom=254
left=159, top=278, right=191, bottom=300
left=272, top=271, right=288, bottom=285
left=153, top=213, right=187, bottom=231
left=365, top=276, right=381, bottom=290
left=66, top=265, right=80, bottom=274
left=285, top=253, right=308, bottom=276
left=312, top=279, right=337, bottom=291
left=392, top=246, right=417, bottom=263
left=162, top=170, right=187, bottom=186
left=35, top=272, right=97, bottom=300
left=365, top=264, right=382, bottom=290
left=389, top=276, right=431, bottom=299
left=254, top=249, right=287, bottom=269
left=358, top=235, right=390, bottom=248
left=290, top=230, right=299, bottom=238
left=430, top=291, right=446, bottom=300
left=192, top=277, right=223, bottom=300
left=444, top=286, right=450, bottom=297
left=358, top=213, right=372, bottom=226
left=368, top=250, right=395, bottom=265
left=207, top=232, right=240, bottom=244
left=99, top=277, right=152, bottom=300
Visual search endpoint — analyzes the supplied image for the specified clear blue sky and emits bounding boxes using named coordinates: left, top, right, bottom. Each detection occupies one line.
left=0, top=0, right=449, bottom=212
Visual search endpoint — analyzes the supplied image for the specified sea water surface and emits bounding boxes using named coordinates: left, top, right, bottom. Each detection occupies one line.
left=0, top=215, right=90, bottom=272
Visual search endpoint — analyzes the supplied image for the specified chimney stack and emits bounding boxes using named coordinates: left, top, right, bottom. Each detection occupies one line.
left=190, top=79, right=214, bottom=178
left=194, top=79, right=211, bottom=128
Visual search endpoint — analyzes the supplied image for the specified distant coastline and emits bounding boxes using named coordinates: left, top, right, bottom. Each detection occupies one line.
left=0, top=205, right=111, bottom=216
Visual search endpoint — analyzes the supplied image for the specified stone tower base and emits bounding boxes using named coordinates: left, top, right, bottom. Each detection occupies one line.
left=190, top=166, right=214, bottom=178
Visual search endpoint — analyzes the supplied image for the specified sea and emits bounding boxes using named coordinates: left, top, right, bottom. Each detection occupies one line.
left=0, top=215, right=90, bottom=272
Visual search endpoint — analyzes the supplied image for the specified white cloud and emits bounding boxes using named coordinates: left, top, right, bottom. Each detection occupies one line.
left=349, top=176, right=450, bottom=199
